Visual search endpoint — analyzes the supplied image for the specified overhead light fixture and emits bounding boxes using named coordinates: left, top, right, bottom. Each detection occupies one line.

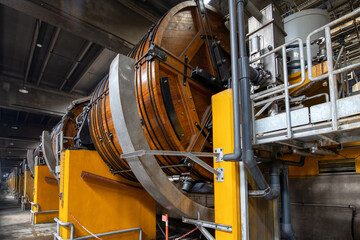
left=19, top=87, right=29, bottom=94
left=19, top=78, right=29, bottom=94
left=203, top=0, right=211, bottom=4
left=11, top=126, right=18, bottom=130
left=9, top=142, right=14, bottom=146
left=36, top=43, right=42, bottom=48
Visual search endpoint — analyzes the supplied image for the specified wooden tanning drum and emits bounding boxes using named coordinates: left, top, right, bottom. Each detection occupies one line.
left=26, top=145, right=41, bottom=176
left=49, top=99, right=89, bottom=163
left=89, top=2, right=230, bottom=183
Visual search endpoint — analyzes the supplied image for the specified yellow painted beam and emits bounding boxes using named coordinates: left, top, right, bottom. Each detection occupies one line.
left=59, top=150, right=156, bottom=240
left=17, top=175, right=24, bottom=197
left=24, top=170, right=34, bottom=203
left=33, top=165, right=59, bottom=224
left=212, top=89, right=241, bottom=240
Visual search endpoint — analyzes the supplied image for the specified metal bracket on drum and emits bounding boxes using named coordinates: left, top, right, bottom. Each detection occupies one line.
left=145, top=44, right=167, bottom=62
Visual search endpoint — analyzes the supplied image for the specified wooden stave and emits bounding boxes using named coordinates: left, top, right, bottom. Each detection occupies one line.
left=89, top=2, right=230, bottom=183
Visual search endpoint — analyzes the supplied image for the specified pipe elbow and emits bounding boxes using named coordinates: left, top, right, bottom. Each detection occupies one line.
left=263, top=187, right=280, bottom=200
left=223, top=149, right=242, bottom=161
left=282, top=223, right=296, bottom=240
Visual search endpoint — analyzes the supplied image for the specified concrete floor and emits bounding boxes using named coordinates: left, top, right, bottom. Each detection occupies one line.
left=0, top=190, right=56, bottom=240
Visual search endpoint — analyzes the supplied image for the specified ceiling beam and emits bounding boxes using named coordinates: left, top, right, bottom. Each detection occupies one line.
left=0, top=0, right=152, bottom=53
left=69, top=48, right=116, bottom=93
left=117, top=0, right=161, bottom=23
left=0, top=74, right=83, bottom=116
left=25, top=19, right=42, bottom=83
left=36, top=27, right=60, bottom=86
left=59, top=41, right=94, bottom=91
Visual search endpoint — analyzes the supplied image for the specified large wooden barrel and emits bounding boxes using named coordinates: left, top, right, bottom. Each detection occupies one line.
left=89, top=2, right=230, bottom=183
left=50, top=99, right=89, bottom=163
left=26, top=145, right=42, bottom=175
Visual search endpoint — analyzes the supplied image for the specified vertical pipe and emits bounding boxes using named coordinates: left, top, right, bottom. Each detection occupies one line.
left=325, top=27, right=338, bottom=130
left=280, top=166, right=296, bottom=240
left=223, top=0, right=241, bottom=161
left=270, top=161, right=281, bottom=239
left=237, top=0, right=277, bottom=200
left=139, top=229, right=143, bottom=240
left=239, top=162, right=249, bottom=240
left=282, top=46, right=292, bottom=138
left=344, top=47, right=350, bottom=97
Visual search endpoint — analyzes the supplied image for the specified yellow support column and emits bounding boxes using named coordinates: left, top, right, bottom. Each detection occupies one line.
left=19, top=175, right=24, bottom=197
left=33, top=165, right=59, bottom=224
left=212, top=89, right=241, bottom=240
left=59, top=150, right=156, bottom=240
left=24, top=170, right=34, bottom=209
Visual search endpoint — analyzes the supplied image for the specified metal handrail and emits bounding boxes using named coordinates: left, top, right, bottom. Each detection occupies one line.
left=307, top=7, right=360, bottom=82
left=252, top=7, right=360, bottom=141
left=250, top=38, right=306, bottom=141
left=21, top=196, right=29, bottom=210
left=250, top=38, right=306, bottom=101
left=30, top=202, right=58, bottom=225
left=306, top=7, right=360, bottom=131
left=53, top=217, right=143, bottom=240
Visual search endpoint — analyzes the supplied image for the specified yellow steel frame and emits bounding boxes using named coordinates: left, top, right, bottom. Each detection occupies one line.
left=59, top=150, right=156, bottom=240
left=24, top=170, right=34, bottom=205
left=33, top=165, right=59, bottom=224
left=212, top=89, right=275, bottom=239
left=212, top=89, right=241, bottom=239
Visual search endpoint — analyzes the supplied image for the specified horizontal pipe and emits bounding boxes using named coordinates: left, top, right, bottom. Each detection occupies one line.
left=80, top=171, right=142, bottom=189
left=44, top=177, right=58, bottom=184
left=281, top=156, right=306, bottom=167
left=31, top=209, right=59, bottom=214
left=292, top=149, right=321, bottom=158
left=291, top=202, right=356, bottom=211
left=75, top=227, right=142, bottom=240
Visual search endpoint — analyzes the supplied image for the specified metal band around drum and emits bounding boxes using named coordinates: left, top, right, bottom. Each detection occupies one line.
left=108, top=54, right=214, bottom=221
left=26, top=149, right=35, bottom=176
left=41, top=130, right=59, bottom=182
